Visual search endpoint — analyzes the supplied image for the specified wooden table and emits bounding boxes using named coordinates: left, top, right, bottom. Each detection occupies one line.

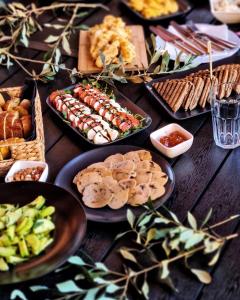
left=1, top=1, right=240, bottom=299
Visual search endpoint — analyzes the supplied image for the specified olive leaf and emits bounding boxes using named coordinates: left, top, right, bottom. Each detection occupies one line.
left=62, top=35, right=71, bottom=55
left=190, top=269, right=212, bottom=284
left=119, top=248, right=137, bottom=263
left=56, top=280, right=83, bottom=293
left=201, top=208, right=213, bottom=228
left=44, top=35, right=59, bottom=43
left=187, top=211, right=197, bottom=230
left=208, top=249, right=221, bottom=266
left=127, top=209, right=135, bottom=228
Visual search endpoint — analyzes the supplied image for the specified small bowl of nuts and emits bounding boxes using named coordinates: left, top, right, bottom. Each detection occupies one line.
left=5, top=161, right=48, bottom=183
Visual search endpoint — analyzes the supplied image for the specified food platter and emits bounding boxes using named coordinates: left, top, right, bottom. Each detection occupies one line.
left=121, top=0, right=192, bottom=22
left=0, top=182, right=86, bottom=284
left=145, top=55, right=240, bottom=120
left=46, top=83, right=152, bottom=146
left=55, top=145, right=175, bottom=223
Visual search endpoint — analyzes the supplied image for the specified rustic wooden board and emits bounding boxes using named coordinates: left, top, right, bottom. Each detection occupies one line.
left=78, top=25, right=148, bottom=74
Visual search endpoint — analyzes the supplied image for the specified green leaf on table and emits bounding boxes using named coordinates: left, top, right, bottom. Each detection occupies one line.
left=30, top=285, right=48, bottom=292
left=145, top=41, right=151, bottom=57
left=20, top=25, right=29, bottom=47
left=119, top=248, right=137, bottom=263
left=62, top=35, right=71, bottom=55
left=169, top=210, right=180, bottom=224
left=154, top=217, right=170, bottom=224
left=179, top=229, right=194, bottom=242
left=185, top=233, right=204, bottom=249
left=83, top=287, right=99, bottom=300
left=208, top=249, right=221, bottom=266
left=150, top=50, right=162, bottom=65
left=12, top=2, right=26, bottom=10
left=161, top=260, right=170, bottom=279
left=204, top=239, right=222, bottom=254
left=190, top=269, right=212, bottom=284
left=68, top=255, right=86, bottom=266
left=201, top=208, right=213, bottom=228
left=162, top=239, right=170, bottom=257
left=45, top=35, right=59, bottom=43
left=75, top=24, right=89, bottom=31
left=187, top=212, right=197, bottom=230
left=44, top=24, right=65, bottom=30
left=127, top=209, right=135, bottom=228
left=95, top=262, right=109, bottom=272
left=138, top=214, right=152, bottom=227
left=106, top=283, right=120, bottom=294
left=151, top=33, right=156, bottom=50
left=141, top=280, right=149, bottom=299
left=56, top=280, right=83, bottom=293
left=160, top=50, right=170, bottom=72
left=10, top=290, right=28, bottom=300
left=174, top=51, right=183, bottom=70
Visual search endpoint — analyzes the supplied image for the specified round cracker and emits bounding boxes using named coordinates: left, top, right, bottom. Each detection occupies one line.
left=149, top=181, right=166, bottom=200
left=119, top=179, right=136, bottom=190
left=112, top=170, right=136, bottom=181
left=108, top=183, right=129, bottom=209
left=104, top=153, right=124, bottom=165
left=151, top=171, right=168, bottom=185
left=135, top=170, right=152, bottom=185
left=87, top=166, right=112, bottom=177
left=128, top=183, right=150, bottom=206
left=136, top=150, right=152, bottom=161
left=136, top=160, right=151, bottom=171
left=149, top=161, right=162, bottom=172
left=76, top=171, right=102, bottom=193
left=111, top=160, right=135, bottom=172
left=82, top=183, right=112, bottom=208
left=87, top=162, right=108, bottom=169
left=123, top=151, right=140, bottom=163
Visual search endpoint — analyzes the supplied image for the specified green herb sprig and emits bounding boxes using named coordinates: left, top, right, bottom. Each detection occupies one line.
left=10, top=206, right=239, bottom=300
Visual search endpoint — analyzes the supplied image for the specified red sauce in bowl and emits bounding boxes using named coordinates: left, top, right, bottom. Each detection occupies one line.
left=160, top=131, right=188, bottom=148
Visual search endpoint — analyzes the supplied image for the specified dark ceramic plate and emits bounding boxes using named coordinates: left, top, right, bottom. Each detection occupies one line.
left=0, top=182, right=87, bottom=285
left=55, top=145, right=175, bottom=223
left=145, top=54, right=240, bottom=120
left=46, top=84, right=152, bottom=146
left=121, top=0, right=192, bottom=22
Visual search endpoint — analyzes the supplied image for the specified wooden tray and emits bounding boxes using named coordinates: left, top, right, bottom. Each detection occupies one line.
left=78, top=25, right=148, bottom=74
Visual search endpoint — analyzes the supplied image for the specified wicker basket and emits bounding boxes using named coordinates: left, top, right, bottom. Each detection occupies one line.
left=0, top=86, right=45, bottom=177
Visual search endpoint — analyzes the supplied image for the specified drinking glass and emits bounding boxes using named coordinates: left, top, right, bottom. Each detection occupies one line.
left=211, top=82, right=240, bottom=149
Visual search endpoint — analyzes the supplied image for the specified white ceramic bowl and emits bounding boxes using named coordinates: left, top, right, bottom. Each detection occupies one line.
left=210, top=0, right=240, bottom=24
left=150, top=123, right=193, bottom=158
left=5, top=161, right=48, bottom=183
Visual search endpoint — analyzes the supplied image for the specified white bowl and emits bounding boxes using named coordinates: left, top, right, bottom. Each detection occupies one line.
left=5, top=161, right=48, bottom=183
left=210, top=0, right=240, bottom=24
left=150, top=123, right=193, bottom=158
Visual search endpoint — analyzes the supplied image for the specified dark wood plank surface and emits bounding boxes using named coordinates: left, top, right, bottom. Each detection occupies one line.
left=0, top=0, right=240, bottom=299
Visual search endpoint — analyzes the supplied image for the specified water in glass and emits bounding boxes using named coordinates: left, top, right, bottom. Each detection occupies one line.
left=212, top=95, right=240, bottom=149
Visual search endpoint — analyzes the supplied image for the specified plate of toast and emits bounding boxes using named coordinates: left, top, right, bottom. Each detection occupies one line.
left=146, top=62, right=240, bottom=120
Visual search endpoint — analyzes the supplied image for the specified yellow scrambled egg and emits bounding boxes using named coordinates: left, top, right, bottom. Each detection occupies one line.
left=89, top=15, right=136, bottom=68
left=128, top=0, right=179, bottom=19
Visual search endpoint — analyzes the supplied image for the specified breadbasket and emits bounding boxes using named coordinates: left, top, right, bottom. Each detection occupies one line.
left=0, top=86, right=45, bottom=177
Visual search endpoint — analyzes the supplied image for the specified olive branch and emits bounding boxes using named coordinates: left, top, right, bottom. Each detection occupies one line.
left=10, top=206, right=239, bottom=300
left=0, top=2, right=197, bottom=84
left=0, top=1, right=107, bottom=81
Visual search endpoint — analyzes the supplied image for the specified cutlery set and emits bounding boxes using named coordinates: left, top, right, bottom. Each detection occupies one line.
left=150, top=21, right=237, bottom=56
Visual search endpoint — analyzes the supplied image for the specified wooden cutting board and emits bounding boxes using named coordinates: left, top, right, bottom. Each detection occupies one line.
left=78, top=25, right=148, bottom=74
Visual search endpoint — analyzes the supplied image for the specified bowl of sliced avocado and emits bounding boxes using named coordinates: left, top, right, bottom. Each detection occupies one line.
left=0, top=181, right=87, bottom=284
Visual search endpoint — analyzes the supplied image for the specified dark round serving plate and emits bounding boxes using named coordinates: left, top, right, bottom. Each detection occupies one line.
left=55, top=145, right=175, bottom=223
left=0, top=182, right=87, bottom=285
